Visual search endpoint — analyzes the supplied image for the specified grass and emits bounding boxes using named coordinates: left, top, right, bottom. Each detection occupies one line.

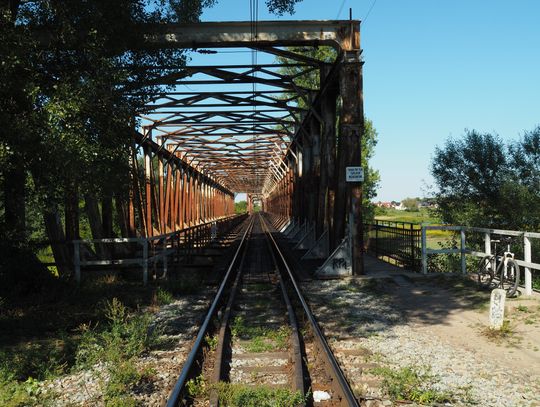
left=533, top=275, right=540, bottom=291
left=187, top=377, right=306, bottom=407
left=517, top=305, right=531, bottom=313
left=231, top=316, right=289, bottom=352
left=245, top=283, right=274, bottom=293
left=205, top=334, right=218, bottom=351
left=375, top=208, right=441, bottom=224
left=153, top=287, right=174, bottom=306
left=370, top=366, right=453, bottom=404
left=481, top=320, right=516, bottom=342
left=215, top=383, right=306, bottom=407
left=0, top=297, right=159, bottom=406
left=75, top=298, right=159, bottom=404
left=374, top=208, right=453, bottom=250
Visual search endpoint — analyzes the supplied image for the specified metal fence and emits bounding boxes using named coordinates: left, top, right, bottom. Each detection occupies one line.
left=421, top=225, right=540, bottom=295
left=73, top=214, right=247, bottom=285
left=364, top=220, right=422, bottom=271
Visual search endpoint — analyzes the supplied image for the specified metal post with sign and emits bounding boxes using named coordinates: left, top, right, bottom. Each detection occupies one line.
left=346, top=165, right=364, bottom=275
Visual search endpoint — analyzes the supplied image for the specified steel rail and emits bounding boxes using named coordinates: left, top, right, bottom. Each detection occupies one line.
left=208, top=213, right=304, bottom=405
left=208, top=220, right=254, bottom=406
left=260, top=215, right=305, bottom=399
left=260, top=215, right=361, bottom=407
left=165, top=216, right=255, bottom=407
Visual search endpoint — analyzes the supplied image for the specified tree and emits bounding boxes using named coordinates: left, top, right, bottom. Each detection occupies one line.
left=235, top=200, right=247, bottom=214
left=0, top=0, right=305, bottom=283
left=402, top=197, right=419, bottom=212
left=430, top=128, right=540, bottom=231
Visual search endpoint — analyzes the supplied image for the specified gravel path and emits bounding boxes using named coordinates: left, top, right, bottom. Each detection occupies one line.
left=303, top=278, right=540, bottom=407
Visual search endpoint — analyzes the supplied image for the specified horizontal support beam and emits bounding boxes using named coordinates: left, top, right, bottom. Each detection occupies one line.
left=142, top=20, right=360, bottom=51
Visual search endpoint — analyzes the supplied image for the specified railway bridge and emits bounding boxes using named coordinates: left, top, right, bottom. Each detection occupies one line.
left=61, top=18, right=367, bottom=278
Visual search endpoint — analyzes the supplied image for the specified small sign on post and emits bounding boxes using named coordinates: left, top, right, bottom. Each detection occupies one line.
left=346, top=166, right=364, bottom=182
left=489, top=288, right=506, bottom=329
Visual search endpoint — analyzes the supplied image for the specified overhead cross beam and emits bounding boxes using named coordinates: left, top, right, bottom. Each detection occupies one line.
left=142, top=20, right=359, bottom=51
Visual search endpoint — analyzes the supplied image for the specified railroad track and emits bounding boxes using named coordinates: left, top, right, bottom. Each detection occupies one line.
left=166, top=214, right=360, bottom=406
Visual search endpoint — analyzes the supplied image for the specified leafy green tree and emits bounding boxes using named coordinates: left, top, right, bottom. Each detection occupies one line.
left=430, top=128, right=540, bottom=231
left=0, top=0, right=304, bottom=282
left=402, top=197, right=419, bottom=212
left=235, top=200, right=247, bottom=214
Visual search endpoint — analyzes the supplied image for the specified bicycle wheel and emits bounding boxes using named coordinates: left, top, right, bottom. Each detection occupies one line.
left=477, top=255, right=495, bottom=289
left=497, top=258, right=520, bottom=297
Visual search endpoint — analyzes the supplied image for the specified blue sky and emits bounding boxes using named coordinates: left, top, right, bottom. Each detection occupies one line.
left=191, top=0, right=540, bottom=202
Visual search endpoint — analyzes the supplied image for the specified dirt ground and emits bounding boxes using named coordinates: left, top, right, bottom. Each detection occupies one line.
left=363, top=256, right=540, bottom=378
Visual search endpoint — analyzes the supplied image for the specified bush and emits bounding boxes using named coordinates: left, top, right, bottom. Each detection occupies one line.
left=76, top=298, right=156, bottom=369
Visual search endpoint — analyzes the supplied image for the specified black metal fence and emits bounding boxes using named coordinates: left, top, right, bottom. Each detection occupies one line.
left=364, top=220, right=422, bottom=271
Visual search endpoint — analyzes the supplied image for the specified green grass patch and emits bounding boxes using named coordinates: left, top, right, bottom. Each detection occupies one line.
left=375, top=208, right=440, bottom=224
left=74, top=298, right=159, bottom=404
left=205, top=334, right=218, bottom=351
left=186, top=376, right=306, bottom=406
left=153, top=287, right=174, bottom=306
left=0, top=298, right=157, bottom=406
left=481, top=320, right=515, bottom=342
left=517, top=305, right=531, bottom=313
left=75, top=298, right=157, bottom=368
left=370, top=366, right=452, bottom=404
left=215, top=382, right=305, bottom=407
left=245, top=283, right=274, bottom=293
left=231, top=316, right=289, bottom=352
left=533, top=275, right=540, bottom=291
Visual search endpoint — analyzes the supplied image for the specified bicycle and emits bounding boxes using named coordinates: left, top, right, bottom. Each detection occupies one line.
left=477, top=236, right=521, bottom=297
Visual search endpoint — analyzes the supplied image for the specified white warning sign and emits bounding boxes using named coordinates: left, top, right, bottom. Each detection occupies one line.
left=346, top=166, right=364, bottom=182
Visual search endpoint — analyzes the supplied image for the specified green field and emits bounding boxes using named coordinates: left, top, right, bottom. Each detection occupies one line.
left=374, top=208, right=440, bottom=224
left=374, top=208, right=452, bottom=249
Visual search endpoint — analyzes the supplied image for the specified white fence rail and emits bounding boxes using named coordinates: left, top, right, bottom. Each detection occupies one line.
left=73, top=231, right=177, bottom=285
left=421, top=226, right=540, bottom=295
left=72, top=214, right=244, bottom=285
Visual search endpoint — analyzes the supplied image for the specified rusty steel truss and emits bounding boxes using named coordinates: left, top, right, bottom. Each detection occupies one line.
left=128, top=19, right=364, bottom=272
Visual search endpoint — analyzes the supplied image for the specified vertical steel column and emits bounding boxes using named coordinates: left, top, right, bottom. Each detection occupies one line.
left=164, top=161, right=172, bottom=232
left=143, top=133, right=153, bottom=237
left=320, top=68, right=338, bottom=248
left=309, top=115, right=322, bottom=233
left=338, top=50, right=364, bottom=275
left=157, top=137, right=165, bottom=234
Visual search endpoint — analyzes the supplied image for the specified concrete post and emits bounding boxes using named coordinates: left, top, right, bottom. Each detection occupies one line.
left=421, top=226, right=427, bottom=274
left=460, top=228, right=466, bottom=274
left=524, top=235, right=532, bottom=296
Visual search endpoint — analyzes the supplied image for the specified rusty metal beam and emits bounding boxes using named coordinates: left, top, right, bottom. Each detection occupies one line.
left=142, top=20, right=360, bottom=51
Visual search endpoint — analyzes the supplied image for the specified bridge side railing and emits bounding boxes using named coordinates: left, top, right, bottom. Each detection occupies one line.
left=421, top=225, right=540, bottom=295
left=73, top=214, right=245, bottom=285
left=364, top=220, right=422, bottom=271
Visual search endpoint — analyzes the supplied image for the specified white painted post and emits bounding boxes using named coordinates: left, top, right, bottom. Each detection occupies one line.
left=524, top=236, right=532, bottom=296
left=460, top=228, right=466, bottom=274
left=142, top=239, right=149, bottom=286
left=484, top=232, right=491, bottom=256
left=489, top=288, right=506, bottom=329
left=421, top=226, right=427, bottom=274
left=74, top=241, right=81, bottom=285
left=163, top=239, right=168, bottom=277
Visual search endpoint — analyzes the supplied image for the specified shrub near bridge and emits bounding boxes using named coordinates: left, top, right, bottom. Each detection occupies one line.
left=0, top=297, right=159, bottom=406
